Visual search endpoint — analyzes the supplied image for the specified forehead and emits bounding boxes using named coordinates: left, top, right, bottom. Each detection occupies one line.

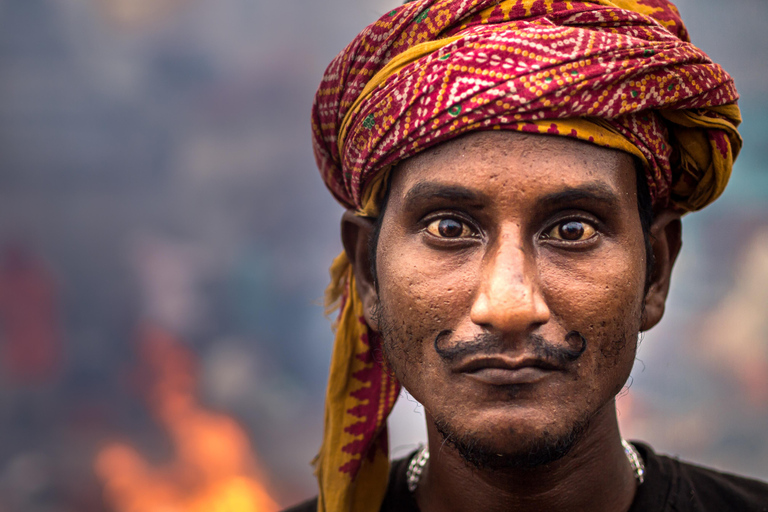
left=388, top=131, right=638, bottom=208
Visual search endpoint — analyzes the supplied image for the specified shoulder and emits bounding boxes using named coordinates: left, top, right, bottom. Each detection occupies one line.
left=280, top=452, right=418, bottom=512
left=632, top=442, right=768, bottom=512
left=669, top=458, right=768, bottom=511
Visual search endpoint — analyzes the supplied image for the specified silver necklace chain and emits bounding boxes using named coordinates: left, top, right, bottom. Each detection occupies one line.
left=622, top=438, right=646, bottom=484
left=406, top=444, right=430, bottom=492
left=406, top=438, right=645, bottom=493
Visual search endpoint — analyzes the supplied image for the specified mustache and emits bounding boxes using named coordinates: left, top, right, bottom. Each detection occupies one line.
left=434, top=330, right=587, bottom=367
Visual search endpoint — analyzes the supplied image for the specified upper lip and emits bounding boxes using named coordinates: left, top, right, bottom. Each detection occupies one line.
left=454, top=356, right=564, bottom=374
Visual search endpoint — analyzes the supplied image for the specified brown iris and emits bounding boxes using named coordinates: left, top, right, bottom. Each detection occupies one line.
left=548, top=220, right=596, bottom=241
left=426, top=218, right=472, bottom=238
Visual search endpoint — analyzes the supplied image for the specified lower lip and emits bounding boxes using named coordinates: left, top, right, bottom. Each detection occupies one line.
left=464, top=367, right=553, bottom=386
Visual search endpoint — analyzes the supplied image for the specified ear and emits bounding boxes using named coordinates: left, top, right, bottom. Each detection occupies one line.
left=640, top=209, right=683, bottom=331
left=341, top=210, right=380, bottom=331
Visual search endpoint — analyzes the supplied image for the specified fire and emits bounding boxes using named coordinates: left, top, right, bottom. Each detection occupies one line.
left=95, top=325, right=279, bottom=512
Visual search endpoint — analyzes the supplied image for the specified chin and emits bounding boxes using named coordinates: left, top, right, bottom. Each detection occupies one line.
left=431, top=407, right=592, bottom=470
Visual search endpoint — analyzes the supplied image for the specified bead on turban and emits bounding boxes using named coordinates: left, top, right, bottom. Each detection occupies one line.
left=310, top=1, right=741, bottom=511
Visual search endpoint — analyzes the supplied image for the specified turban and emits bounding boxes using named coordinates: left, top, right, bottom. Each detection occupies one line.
left=310, top=1, right=741, bottom=511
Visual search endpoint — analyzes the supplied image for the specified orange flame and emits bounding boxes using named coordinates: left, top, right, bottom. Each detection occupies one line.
left=95, top=325, right=279, bottom=512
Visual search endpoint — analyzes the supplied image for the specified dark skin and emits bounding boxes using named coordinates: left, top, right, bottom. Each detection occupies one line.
left=342, top=131, right=682, bottom=512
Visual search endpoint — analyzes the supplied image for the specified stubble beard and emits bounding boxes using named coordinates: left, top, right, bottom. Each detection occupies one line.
left=373, top=300, right=636, bottom=472
left=432, top=407, right=592, bottom=471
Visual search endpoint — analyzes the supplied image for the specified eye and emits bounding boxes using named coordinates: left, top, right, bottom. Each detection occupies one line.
left=426, top=217, right=474, bottom=238
left=546, top=220, right=596, bottom=241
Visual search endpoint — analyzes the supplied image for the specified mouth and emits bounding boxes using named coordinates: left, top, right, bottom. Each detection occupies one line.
left=456, top=357, right=563, bottom=386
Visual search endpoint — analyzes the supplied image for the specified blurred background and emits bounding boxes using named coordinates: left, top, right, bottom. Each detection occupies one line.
left=0, top=0, right=765, bottom=510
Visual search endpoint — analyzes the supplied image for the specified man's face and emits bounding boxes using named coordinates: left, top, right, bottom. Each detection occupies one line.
left=370, top=131, right=648, bottom=467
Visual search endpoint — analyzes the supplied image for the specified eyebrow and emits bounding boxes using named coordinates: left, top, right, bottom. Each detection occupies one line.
left=402, top=181, right=620, bottom=212
left=401, top=182, right=490, bottom=210
left=537, top=183, right=621, bottom=211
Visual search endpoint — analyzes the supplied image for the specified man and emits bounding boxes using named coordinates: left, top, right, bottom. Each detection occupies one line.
left=288, top=0, right=768, bottom=510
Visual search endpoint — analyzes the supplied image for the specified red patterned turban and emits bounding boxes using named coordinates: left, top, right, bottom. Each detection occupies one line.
left=310, top=1, right=741, bottom=511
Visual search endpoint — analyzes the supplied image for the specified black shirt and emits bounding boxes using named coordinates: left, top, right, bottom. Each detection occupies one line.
left=285, top=442, right=768, bottom=511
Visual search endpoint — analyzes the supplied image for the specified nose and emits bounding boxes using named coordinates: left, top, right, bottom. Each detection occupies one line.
left=470, top=232, right=550, bottom=333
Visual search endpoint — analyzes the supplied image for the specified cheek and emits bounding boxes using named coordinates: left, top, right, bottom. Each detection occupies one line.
left=376, top=237, right=479, bottom=381
left=541, top=241, right=645, bottom=364
left=378, top=232, right=478, bottom=325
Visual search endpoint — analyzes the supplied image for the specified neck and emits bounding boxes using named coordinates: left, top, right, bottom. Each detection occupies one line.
left=415, top=401, right=638, bottom=512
